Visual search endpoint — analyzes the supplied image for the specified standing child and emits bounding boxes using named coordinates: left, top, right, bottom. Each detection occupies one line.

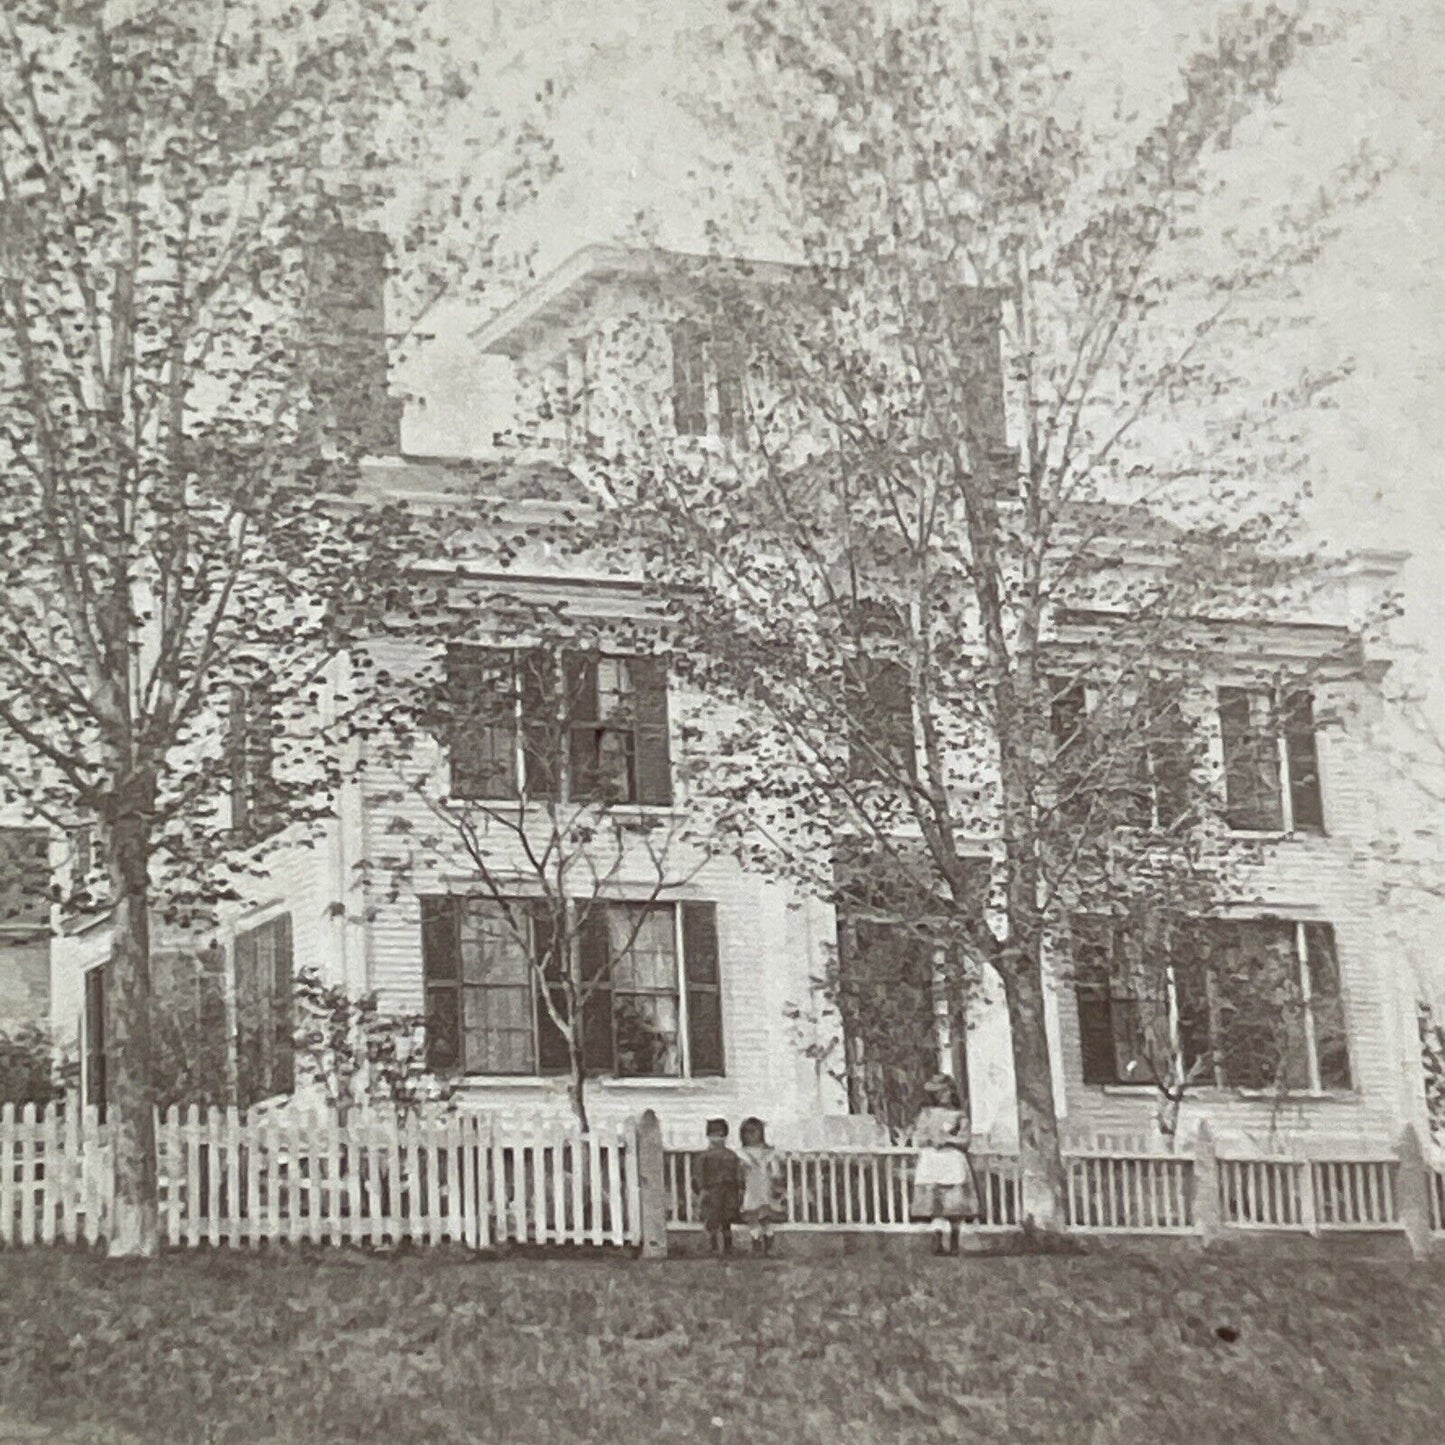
left=737, top=1117, right=783, bottom=1256
left=695, top=1118, right=743, bottom=1257
left=910, top=1074, right=978, bottom=1255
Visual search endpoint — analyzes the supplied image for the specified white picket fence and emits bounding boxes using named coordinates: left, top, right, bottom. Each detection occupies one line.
left=664, top=1139, right=1445, bottom=1241
left=0, top=1103, right=642, bottom=1251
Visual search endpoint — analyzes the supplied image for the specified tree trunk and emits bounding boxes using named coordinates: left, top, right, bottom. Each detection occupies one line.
left=1001, top=958, right=1067, bottom=1229
left=104, top=792, right=159, bottom=1257
left=567, top=1033, right=590, bottom=1136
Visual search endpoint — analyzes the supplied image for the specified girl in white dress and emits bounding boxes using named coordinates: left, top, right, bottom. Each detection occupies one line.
left=909, top=1073, right=978, bottom=1255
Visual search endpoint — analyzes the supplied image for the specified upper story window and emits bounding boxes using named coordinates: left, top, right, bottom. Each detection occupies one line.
left=445, top=646, right=672, bottom=807
left=1217, top=686, right=1323, bottom=833
left=0, top=826, right=50, bottom=933
left=670, top=322, right=747, bottom=442
left=1049, top=678, right=1194, bottom=833
left=1072, top=915, right=1349, bottom=1093
left=841, top=601, right=916, bottom=782
left=420, top=897, right=723, bottom=1079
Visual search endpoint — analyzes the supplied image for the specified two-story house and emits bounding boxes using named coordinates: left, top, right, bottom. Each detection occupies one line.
left=53, top=243, right=1420, bottom=1157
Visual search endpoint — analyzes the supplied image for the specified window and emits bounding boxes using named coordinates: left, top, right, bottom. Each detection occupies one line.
left=842, top=603, right=916, bottom=781
left=670, top=322, right=747, bottom=441
left=1050, top=678, right=1194, bottom=832
left=229, top=677, right=284, bottom=841
left=0, top=826, right=50, bottom=932
left=235, top=914, right=294, bottom=1108
left=1218, top=686, right=1323, bottom=833
left=445, top=646, right=520, bottom=801
left=1071, top=915, right=1350, bottom=1093
left=445, top=648, right=671, bottom=806
left=419, top=898, right=722, bottom=1078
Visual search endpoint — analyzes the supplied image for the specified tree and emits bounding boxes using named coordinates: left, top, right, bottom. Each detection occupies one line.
left=598, top=1, right=1380, bottom=1225
left=0, top=1, right=554, bottom=1253
left=360, top=545, right=716, bottom=1133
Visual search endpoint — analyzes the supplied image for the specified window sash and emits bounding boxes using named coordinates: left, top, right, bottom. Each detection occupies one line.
left=1073, top=916, right=1350, bottom=1093
left=1218, top=686, right=1324, bottom=834
left=420, top=898, right=719, bottom=1079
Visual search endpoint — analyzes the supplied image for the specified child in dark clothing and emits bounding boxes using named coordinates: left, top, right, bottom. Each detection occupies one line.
left=695, top=1118, right=743, bottom=1256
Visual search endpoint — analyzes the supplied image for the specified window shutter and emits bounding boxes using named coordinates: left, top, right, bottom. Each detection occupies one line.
left=228, top=685, right=251, bottom=835
left=1283, top=691, right=1324, bottom=832
left=631, top=656, right=673, bottom=805
left=564, top=653, right=601, bottom=801
left=1303, top=922, right=1351, bottom=1089
left=518, top=648, right=560, bottom=800
left=576, top=904, right=615, bottom=1073
left=1148, top=686, right=1194, bottom=831
left=531, top=901, right=571, bottom=1075
left=84, top=966, right=107, bottom=1114
left=670, top=322, right=706, bottom=436
left=1071, top=918, right=1117, bottom=1085
left=272, top=914, right=295, bottom=1094
left=712, top=333, right=746, bottom=442
left=420, top=897, right=461, bottom=1072
left=234, top=927, right=260, bottom=1109
left=682, top=901, right=724, bottom=1076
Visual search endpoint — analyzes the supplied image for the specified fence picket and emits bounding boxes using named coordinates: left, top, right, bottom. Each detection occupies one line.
left=0, top=1101, right=13, bottom=1247
left=37, top=1105, right=57, bottom=1245
left=606, top=1122, right=624, bottom=1247
left=206, top=1106, right=222, bottom=1249
left=18, top=1103, right=35, bottom=1245
left=60, top=1100, right=79, bottom=1245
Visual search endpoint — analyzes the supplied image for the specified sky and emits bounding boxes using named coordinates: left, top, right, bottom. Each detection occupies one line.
left=408, top=0, right=1445, bottom=711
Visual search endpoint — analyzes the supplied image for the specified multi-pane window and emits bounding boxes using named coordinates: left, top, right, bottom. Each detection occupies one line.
left=445, top=647, right=672, bottom=806
left=842, top=602, right=916, bottom=782
left=1218, top=686, right=1324, bottom=833
left=420, top=897, right=722, bottom=1079
left=670, top=322, right=747, bottom=441
left=235, top=914, right=295, bottom=1108
left=1049, top=678, right=1194, bottom=832
left=0, top=826, right=50, bottom=932
left=1071, top=916, right=1350, bottom=1093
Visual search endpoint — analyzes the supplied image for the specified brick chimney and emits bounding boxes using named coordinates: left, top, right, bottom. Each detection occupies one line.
left=306, top=227, right=403, bottom=456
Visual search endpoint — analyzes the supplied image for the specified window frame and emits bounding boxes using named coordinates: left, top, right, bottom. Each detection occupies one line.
left=1071, top=915, right=1352, bottom=1096
left=419, top=897, right=721, bottom=1081
left=1217, top=684, right=1325, bottom=836
left=445, top=647, right=672, bottom=808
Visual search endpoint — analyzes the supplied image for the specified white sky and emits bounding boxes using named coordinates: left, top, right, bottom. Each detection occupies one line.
left=410, top=0, right=1444, bottom=707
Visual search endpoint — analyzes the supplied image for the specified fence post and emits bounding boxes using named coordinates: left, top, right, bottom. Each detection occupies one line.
left=1193, top=1122, right=1221, bottom=1246
left=1396, top=1123, right=1432, bottom=1259
left=635, top=1110, right=668, bottom=1259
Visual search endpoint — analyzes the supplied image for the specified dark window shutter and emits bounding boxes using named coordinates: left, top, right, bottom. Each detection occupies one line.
left=712, top=334, right=746, bottom=442
left=84, top=966, right=107, bottom=1114
left=577, top=905, right=614, bottom=1074
left=670, top=322, right=707, bottom=436
left=631, top=656, right=673, bottom=805
left=519, top=648, right=560, bottom=800
left=234, top=927, right=260, bottom=1109
left=228, top=685, right=251, bottom=836
left=1071, top=918, right=1117, bottom=1084
left=1283, top=691, right=1324, bottom=832
left=683, top=902, right=724, bottom=1076
left=272, top=914, right=295, bottom=1094
left=420, top=897, right=461, bottom=1072
left=1303, top=922, right=1351, bottom=1089
left=532, top=902, right=570, bottom=1075
left=563, top=653, right=601, bottom=801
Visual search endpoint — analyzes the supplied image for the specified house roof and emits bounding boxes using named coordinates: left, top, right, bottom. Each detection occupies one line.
left=472, top=244, right=804, bottom=359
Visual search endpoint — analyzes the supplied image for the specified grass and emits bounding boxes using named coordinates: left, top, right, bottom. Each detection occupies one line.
left=0, top=1244, right=1442, bottom=1444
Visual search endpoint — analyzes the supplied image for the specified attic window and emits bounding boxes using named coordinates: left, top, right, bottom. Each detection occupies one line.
left=670, top=323, right=747, bottom=442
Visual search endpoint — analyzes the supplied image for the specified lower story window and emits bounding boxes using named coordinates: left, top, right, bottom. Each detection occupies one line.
left=420, top=897, right=723, bottom=1079
left=1072, top=916, right=1351, bottom=1093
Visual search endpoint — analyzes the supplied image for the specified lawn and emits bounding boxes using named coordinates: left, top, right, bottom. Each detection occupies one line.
left=0, top=1244, right=1441, bottom=1445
